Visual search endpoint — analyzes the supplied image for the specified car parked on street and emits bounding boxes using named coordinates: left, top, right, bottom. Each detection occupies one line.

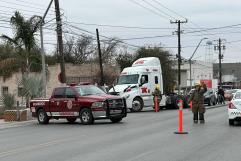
left=228, top=90, right=241, bottom=125
left=204, top=89, right=217, bottom=106
left=165, top=92, right=189, bottom=109
left=185, top=88, right=216, bottom=106
left=30, top=84, right=127, bottom=125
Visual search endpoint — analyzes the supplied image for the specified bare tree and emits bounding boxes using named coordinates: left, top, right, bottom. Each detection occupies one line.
left=101, top=38, right=120, bottom=64
left=63, top=35, right=95, bottom=64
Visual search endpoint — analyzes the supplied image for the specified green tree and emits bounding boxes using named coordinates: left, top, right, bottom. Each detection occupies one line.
left=116, top=52, right=134, bottom=71
left=0, top=44, right=21, bottom=79
left=0, top=11, right=42, bottom=75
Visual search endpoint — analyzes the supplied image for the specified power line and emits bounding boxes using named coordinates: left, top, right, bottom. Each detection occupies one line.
left=140, top=0, right=176, bottom=20
left=128, top=0, right=171, bottom=21
left=15, top=0, right=54, bottom=8
left=117, top=34, right=174, bottom=41
left=65, top=23, right=142, bottom=48
left=0, top=5, right=55, bottom=16
left=66, top=21, right=175, bottom=30
left=0, top=11, right=44, bottom=20
left=184, top=23, right=241, bottom=34
left=0, top=25, right=12, bottom=29
left=150, top=0, right=210, bottom=36
left=0, top=0, right=55, bottom=13
left=151, top=0, right=186, bottom=20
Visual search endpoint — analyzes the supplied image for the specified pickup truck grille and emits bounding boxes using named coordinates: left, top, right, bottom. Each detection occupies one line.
left=108, top=92, right=120, bottom=96
left=107, top=99, right=124, bottom=109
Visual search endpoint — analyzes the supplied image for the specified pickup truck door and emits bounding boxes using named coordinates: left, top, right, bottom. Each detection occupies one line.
left=61, top=87, right=78, bottom=117
left=49, top=87, right=66, bottom=116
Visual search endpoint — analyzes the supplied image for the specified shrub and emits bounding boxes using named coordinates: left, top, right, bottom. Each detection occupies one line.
left=2, top=93, right=15, bottom=110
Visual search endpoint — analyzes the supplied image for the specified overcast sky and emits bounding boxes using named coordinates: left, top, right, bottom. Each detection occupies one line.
left=1, top=0, right=241, bottom=63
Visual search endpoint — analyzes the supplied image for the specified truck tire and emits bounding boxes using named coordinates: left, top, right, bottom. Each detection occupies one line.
left=37, top=109, right=49, bottom=124
left=66, top=117, right=77, bottom=123
left=131, top=97, right=143, bottom=112
left=80, top=108, right=94, bottom=125
left=110, top=117, right=122, bottom=123
left=229, top=119, right=234, bottom=126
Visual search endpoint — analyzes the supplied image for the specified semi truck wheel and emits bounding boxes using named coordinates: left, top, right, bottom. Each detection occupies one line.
left=66, top=117, right=77, bottom=123
left=37, top=109, right=49, bottom=124
left=80, top=108, right=94, bottom=125
left=131, top=97, right=143, bottom=112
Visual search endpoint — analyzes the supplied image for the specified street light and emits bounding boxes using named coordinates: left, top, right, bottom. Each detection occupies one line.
left=189, top=38, right=208, bottom=90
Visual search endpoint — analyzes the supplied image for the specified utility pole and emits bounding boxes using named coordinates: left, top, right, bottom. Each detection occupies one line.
left=214, top=38, right=225, bottom=88
left=96, top=29, right=104, bottom=86
left=54, top=0, right=66, bottom=83
left=171, top=19, right=188, bottom=95
left=40, top=0, right=54, bottom=97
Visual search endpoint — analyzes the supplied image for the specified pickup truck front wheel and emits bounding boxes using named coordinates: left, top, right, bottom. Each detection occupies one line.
left=37, top=109, right=49, bottom=124
left=80, top=108, right=94, bottom=125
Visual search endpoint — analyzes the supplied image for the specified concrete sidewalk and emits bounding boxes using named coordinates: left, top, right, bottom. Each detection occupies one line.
left=0, top=119, right=37, bottom=130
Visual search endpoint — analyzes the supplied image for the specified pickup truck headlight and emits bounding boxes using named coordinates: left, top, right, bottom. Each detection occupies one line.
left=91, top=102, right=106, bottom=108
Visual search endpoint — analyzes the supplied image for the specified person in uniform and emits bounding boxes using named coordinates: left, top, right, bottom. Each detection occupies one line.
left=189, top=81, right=207, bottom=123
left=152, top=85, right=162, bottom=107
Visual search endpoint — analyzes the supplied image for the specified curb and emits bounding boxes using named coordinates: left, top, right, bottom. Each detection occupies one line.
left=0, top=119, right=37, bottom=130
left=206, top=103, right=226, bottom=110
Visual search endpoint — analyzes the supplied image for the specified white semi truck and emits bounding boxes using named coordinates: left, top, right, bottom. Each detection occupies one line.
left=109, top=57, right=166, bottom=112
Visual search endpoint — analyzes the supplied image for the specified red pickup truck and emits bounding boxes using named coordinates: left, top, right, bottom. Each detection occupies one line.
left=30, top=84, right=127, bottom=125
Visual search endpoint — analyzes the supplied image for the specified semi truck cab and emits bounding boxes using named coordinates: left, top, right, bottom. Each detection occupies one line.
left=109, top=57, right=166, bottom=112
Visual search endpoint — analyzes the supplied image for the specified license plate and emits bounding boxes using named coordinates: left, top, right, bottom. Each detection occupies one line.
left=110, top=109, right=122, bottom=114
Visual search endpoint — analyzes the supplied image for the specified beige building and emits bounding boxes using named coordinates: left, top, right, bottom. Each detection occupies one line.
left=0, top=63, right=120, bottom=106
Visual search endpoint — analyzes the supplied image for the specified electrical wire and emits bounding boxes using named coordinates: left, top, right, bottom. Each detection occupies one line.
left=0, top=5, right=55, bottom=16
left=0, top=0, right=55, bottom=13
left=140, top=0, right=176, bottom=20
left=128, top=0, right=171, bottom=21
left=65, top=21, right=175, bottom=30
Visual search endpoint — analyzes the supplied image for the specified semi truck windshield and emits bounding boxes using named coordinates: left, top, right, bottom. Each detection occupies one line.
left=117, top=74, right=139, bottom=85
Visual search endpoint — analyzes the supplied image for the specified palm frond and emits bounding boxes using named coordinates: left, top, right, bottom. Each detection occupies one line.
left=10, top=11, right=24, bottom=29
left=1, top=35, right=18, bottom=45
left=29, top=15, right=42, bottom=33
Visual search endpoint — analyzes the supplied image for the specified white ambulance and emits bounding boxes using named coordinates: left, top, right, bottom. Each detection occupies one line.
left=109, top=57, right=166, bottom=112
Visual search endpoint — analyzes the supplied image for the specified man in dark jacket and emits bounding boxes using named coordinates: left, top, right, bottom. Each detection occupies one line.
left=217, top=87, right=225, bottom=104
left=189, top=81, right=207, bottom=123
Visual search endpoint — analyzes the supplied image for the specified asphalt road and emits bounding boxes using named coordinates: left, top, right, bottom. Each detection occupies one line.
left=0, top=105, right=240, bottom=161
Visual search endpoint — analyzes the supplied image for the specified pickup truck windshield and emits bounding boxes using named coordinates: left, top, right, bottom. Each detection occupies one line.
left=117, top=74, right=139, bottom=85
left=76, top=85, right=106, bottom=96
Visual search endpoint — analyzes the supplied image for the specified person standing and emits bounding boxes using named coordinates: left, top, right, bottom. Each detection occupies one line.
left=217, top=87, right=225, bottom=104
left=152, top=85, right=162, bottom=108
left=189, top=82, right=207, bottom=123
